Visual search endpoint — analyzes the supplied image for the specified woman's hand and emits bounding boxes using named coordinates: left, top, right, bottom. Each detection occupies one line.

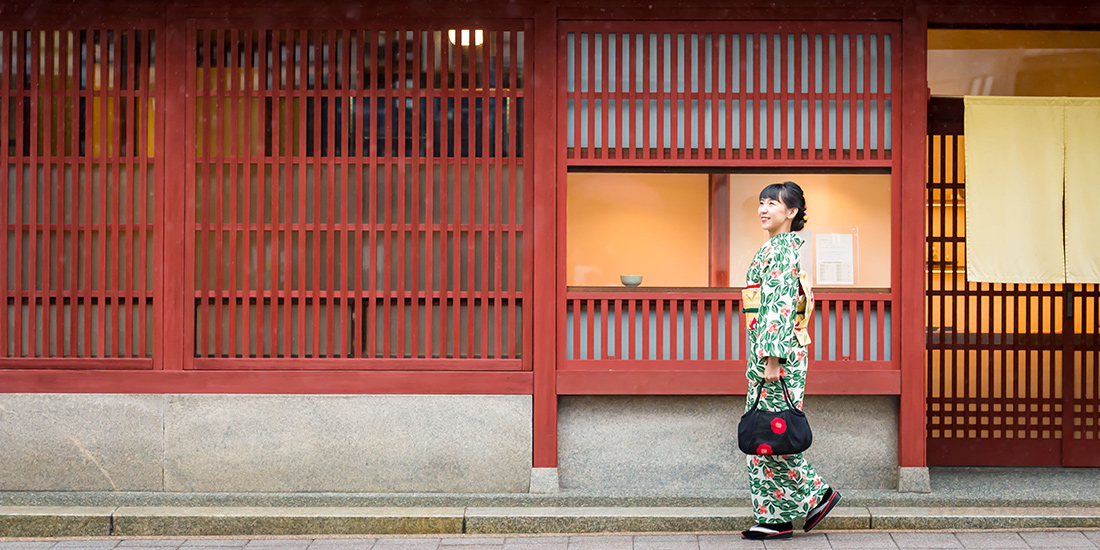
left=763, top=357, right=782, bottom=383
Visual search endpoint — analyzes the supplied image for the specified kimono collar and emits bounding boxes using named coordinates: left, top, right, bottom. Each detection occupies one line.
left=767, top=231, right=804, bottom=250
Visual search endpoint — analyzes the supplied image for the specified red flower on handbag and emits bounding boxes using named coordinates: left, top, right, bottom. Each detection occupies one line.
left=758, top=504, right=768, bottom=514
left=764, top=468, right=774, bottom=479
left=759, top=387, right=768, bottom=399
left=756, top=444, right=773, bottom=455
left=752, top=456, right=761, bottom=467
left=770, top=269, right=781, bottom=279
left=773, top=488, right=785, bottom=499
left=780, top=306, right=791, bottom=317
left=809, top=496, right=818, bottom=508
left=770, top=418, right=787, bottom=434
left=788, top=469, right=800, bottom=481
left=768, top=322, right=779, bottom=333
left=814, top=478, right=823, bottom=488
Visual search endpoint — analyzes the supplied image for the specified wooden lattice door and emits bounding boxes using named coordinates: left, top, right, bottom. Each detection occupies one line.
left=926, top=97, right=1100, bottom=466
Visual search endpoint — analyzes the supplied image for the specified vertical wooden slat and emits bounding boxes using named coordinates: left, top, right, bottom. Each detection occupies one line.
left=96, top=29, right=110, bottom=357
left=846, top=33, right=855, bottom=160
left=341, top=29, right=353, bottom=357
left=492, top=30, right=503, bottom=359
left=437, top=31, right=450, bottom=358
left=751, top=32, right=761, bottom=160
left=655, top=32, right=665, bottom=160
left=225, top=29, right=240, bottom=359
left=738, top=32, right=747, bottom=160
left=792, top=32, right=802, bottom=160
left=122, top=29, right=133, bottom=356
left=586, top=32, right=595, bottom=160
left=12, top=30, right=26, bottom=357
left=213, top=31, right=225, bottom=359
left=821, top=33, right=831, bottom=160
left=267, top=30, right=282, bottom=359
left=450, top=33, right=462, bottom=359
left=599, top=31, right=609, bottom=160
left=808, top=32, right=817, bottom=159
left=326, top=29, right=337, bottom=358
left=409, top=29, right=421, bottom=359
left=478, top=33, right=490, bottom=359
left=27, top=29, right=40, bottom=357
left=669, top=32, right=679, bottom=159
left=779, top=32, right=788, bottom=160
left=393, top=29, right=405, bottom=359
left=0, top=30, right=9, bottom=357
left=353, top=30, right=365, bottom=358
left=311, top=31, right=323, bottom=358
left=655, top=299, right=664, bottom=360
left=42, top=30, right=57, bottom=357
left=366, top=29, right=377, bottom=358
left=296, top=30, right=309, bottom=358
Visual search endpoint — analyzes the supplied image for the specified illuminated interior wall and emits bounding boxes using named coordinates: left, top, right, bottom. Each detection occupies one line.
left=728, top=174, right=893, bottom=289
left=566, top=173, right=709, bottom=287
left=928, top=30, right=1100, bottom=97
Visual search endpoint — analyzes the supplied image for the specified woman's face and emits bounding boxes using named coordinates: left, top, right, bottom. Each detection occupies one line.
left=758, top=195, right=797, bottom=235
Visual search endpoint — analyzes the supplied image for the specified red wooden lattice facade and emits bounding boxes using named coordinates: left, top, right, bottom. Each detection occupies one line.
left=559, top=22, right=898, bottom=166
left=555, top=21, right=903, bottom=396
left=925, top=99, right=1100, bottom=467
left=1, top=23, right=163, bottom=369
left=185, top=21, right=533, bottom=370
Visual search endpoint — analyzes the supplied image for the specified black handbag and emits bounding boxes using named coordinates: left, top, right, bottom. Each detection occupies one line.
left=738, top=377, right=813, bottom=456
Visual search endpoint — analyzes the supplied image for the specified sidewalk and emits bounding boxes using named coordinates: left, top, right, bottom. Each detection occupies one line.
left=3, top=468, right=1100, bottom=537
left=5, top=531, right=1100, bottom=550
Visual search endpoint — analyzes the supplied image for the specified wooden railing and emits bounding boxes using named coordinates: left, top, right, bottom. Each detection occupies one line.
left=561, top=287, right=895, bottom=394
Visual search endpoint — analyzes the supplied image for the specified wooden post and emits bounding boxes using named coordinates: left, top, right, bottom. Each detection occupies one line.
left=898, top=0, right=929, bottom=469
left=533, top=5, right=559, bottom=469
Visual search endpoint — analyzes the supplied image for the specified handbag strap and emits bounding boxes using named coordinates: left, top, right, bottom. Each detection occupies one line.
left=748, top=377, right=800, bottom=411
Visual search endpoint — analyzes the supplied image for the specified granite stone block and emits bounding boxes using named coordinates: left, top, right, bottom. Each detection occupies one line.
left=889, top=533, right=962, bottom=549
left=697, top=534, right=766, bottom=550
left=826, top=532, right=900, bottom=548
left=869, top=507, right=1100, bottom=530
left=163, top=395, right=531, bottom=493
left=112, top=507, right=465, bottom=537
left=898, top=468, right=932, bottom=494
left=558, top=395, right=897, bottom=493
left=466, top=507, right=748, bottom=534
left=953, top=532, right=1028, bottom=549
left=0, top=507, right=114, bottom=538
left=1017, top=531, right=1096, bottom=547
left=0, top=395, right=163, bottom=491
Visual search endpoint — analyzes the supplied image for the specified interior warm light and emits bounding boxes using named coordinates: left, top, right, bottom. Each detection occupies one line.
left=448, top=29, right=484, bottom=47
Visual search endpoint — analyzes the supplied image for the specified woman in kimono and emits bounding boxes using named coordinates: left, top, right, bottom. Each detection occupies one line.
left=741, top=181, right=841, bottom=541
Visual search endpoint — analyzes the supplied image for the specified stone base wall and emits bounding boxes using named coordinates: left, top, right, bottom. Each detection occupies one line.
left=0, top=393, right=897, bottom=493
left=558, top=395, right=899, bottom=491
left=0, top=394, right=533, bottom=493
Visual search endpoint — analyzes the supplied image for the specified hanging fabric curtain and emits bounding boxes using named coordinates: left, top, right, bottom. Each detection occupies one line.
left=964, top=96, right=1066, bottom=284
left=1064, top=98, right=1100, bottom=284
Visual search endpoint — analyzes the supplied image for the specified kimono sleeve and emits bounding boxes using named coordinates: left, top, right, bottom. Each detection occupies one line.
left=755, top=242, right=800, bottom=359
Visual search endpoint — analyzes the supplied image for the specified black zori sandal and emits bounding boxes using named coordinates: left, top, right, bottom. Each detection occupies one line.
left=741, top=521, right=794, bottom=540
left=803, top=488, right=842, bottom=532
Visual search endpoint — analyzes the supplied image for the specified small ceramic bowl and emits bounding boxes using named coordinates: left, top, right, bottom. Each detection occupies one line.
left=620, top=275, right=643, bottom=287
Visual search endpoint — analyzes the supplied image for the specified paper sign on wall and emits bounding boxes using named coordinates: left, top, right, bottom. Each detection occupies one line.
left=816, top=233, right=855, bottom=285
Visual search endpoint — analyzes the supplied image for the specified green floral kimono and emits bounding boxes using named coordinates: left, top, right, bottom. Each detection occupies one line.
left=744, top=231, right=830, bottom=523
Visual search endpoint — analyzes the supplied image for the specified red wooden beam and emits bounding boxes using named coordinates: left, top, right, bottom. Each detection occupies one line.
left=556, top=367, right=901, bottom=395
left=898, top=2, right=928, bottom=469
left=709, top=174, right=730, bottom=287
left=0, top=370, right=533, bottom=394
left=164, top=13, right=188, bottom=371
left=532, top=5, right=559, bottom=469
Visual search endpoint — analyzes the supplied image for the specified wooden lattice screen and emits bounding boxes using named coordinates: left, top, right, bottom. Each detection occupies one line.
left=926, top=118, right=1100, bottom=466
left=186, top=23, right=532, bottom=369
left=560, top=22, right=898, bottom=165
left=1, top=26, right=161, bottom=367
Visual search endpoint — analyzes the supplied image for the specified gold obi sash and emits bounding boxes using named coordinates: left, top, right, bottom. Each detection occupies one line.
left=741, top=270, right=814, bottom=347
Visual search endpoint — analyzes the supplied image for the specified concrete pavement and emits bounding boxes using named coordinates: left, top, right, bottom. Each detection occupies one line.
left=6, top=531, right=1100, bottom=550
